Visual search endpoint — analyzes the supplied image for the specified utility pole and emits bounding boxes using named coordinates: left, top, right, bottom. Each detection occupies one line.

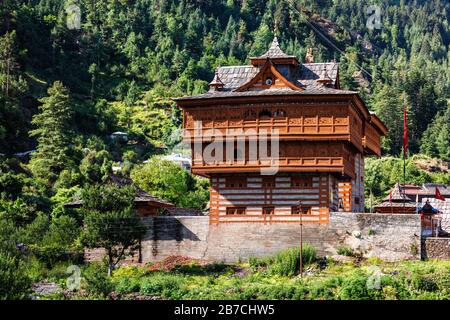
left=298, top=201, right=303, bottom=278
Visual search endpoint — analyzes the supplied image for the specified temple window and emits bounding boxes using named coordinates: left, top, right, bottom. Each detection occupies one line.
left=225, top=177, right=247, bottom=188
left=226, top=207, right=246, bottom=215
left=262, top=207, right=274, bottom=215
left=244, top=109, right=257, bottom=120
left=262, top=177, right=275, bottom=188
left=274, top=109, right=286, bottom=118
left=258, top=109, right=272, bottom=118
left=291, top=206, right=312, bottom=215
left=291, top=177, right=313, bottom=188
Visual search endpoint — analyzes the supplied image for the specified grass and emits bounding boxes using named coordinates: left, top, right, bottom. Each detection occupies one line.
left=336, top=247, right=356, bottom=257
left=32, top=247, right=450, bottom=300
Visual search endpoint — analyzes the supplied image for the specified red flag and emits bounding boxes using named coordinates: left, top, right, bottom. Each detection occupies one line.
left=403, top=104, right=408, bottom=159
left=389, top=191, right=393, bottom=205
left=436, top=187, right=445, bottom=201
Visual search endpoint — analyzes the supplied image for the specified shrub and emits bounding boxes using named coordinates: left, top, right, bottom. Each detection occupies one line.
left=0, top=252, right=32, bottom=299
left=114, top=277, right=141, bottom=294
left=140, top=273, right=187, bottom=299
left=83, top=263, right=113, bottom=297
left=336, top=247, right=355, bottom=257
left=269, top=245, right=317, bottom=277
left=309, top=277, right=342, bottom=300
left=339, top=270, right=386, bottom=300
left=256, top=284, right=308, bottom=300
left=248, top=256, right=274, bottom=270
left=411, top=274, right=438, bottom=292
left=339, top=271, right=373, bottom=300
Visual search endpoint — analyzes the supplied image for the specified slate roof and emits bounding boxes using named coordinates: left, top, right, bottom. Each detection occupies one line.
left=164, top=208, right=205, bottom=216
left=401, top=184, right=450, bottom=197
left=64, top=174, right=174, bottom=208
left=382, top=183, right=412, bottom=202
left=175, top=37, right=354, bottom=102
left=176, top=87, right=356, bottom=101
left=374, top=201, right=416, bottom=208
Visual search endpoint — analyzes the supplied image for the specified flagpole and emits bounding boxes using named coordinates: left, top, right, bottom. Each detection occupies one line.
left=403, top=95, right=407, bottom=212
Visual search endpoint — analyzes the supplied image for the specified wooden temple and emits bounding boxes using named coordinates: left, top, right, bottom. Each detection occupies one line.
left=175, top=37, right=387, bottom=224
left=373, top=183, right=417, bottom=214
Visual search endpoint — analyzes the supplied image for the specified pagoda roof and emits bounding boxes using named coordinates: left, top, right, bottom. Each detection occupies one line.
left=175, top=62, right=346, bottom=102
left=383, top=183, right=411, bottom=202
left=250, top=37, right=297, bottom=60
left=175, top=37, right=372, bottom=106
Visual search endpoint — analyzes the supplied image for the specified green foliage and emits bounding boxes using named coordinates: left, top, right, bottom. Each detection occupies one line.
left=79, top=149, right=112, bottom=185
left=23, top=214, right=82, bottom=268
left=421, top=105, right=450, bottom=161
left=83, top=263, right=114, bottom=297
left=29, top=81, right=74, bottom=184
left=81, top=184, right=147, bottom=275
left=140, top=273, right=187, bottom=299
left=131, top=157, right=209, bottom=210
left=249, top=245, right=317, bottom=276
left=269, top=245, right=317, bottom=276
left=47, top=259, right=450, bottom=300
left=0, top=252, right=32, bottom=300
left=336, top=247, right=355, bottom=257
left=338, top=270, right=375, bottom=300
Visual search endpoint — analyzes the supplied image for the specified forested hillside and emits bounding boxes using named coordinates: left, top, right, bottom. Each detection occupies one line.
left=2, top=0, right=450, bottom=299
left=1, top=0, right=450, bottom=218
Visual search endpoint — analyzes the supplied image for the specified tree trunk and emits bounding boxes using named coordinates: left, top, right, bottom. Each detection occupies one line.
left=107, top=251, right=113, bottom=277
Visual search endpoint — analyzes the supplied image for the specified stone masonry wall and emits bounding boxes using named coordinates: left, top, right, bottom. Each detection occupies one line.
left=85, top=213, right=421, bottom=264
left=422, top=237, right=450, bottom=260
left=145, top=213, right=421, bottom=262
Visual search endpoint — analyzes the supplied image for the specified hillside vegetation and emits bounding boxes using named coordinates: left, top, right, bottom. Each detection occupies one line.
left=1, top=0, right=450, bottom=299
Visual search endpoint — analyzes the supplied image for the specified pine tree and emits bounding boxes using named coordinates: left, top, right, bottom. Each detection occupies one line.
left=29, top=81, right=74, bottom=183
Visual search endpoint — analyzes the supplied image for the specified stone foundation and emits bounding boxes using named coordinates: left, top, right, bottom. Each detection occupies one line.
left=85, top=213, right=422, bottom=264
left=421, top=237, right=450, bottom=260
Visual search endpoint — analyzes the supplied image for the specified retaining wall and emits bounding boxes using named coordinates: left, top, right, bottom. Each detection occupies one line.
left=85, top=212, right=422, bottom=263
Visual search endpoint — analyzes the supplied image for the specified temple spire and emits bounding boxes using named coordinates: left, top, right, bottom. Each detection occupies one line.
left=250, top=36, right=299, bottom=66
left=209, top=68, right=224, bottom=91
left=305, top=48, right=314, bottom=63
left=317, top=64, right=333, bottom=86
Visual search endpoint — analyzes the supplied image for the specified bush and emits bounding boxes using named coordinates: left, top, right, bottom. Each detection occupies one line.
left=339, top=271, right=372, bottom=300
left=336, top=247, right=355, bottom=257
left=309, top=277, right=342, bottom=300
left=83, top=263, right=113, bottom=297
left=140, top=273, right=187, bottom=299
left=411, top=274, right=438, bottom=292
left=339, top=270, right=386, bottom=300
left=29, top=244, right=83, bottom=268
left=114, top=277, right=141, bottom=294
left=269, top=245, right=317, bottom=277
left=0, top=252, right=32, bottom=299
left=248, top=256, right=274, bottom=270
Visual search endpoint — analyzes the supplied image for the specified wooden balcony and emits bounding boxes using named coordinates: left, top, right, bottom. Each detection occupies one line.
left=363, top=124, right=382, bottom=156
left=184, top=116, right=352, bottom=141
left=191, top=156, right=354, bottom=178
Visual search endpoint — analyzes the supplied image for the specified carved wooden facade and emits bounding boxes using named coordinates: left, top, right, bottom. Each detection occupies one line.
left=175, top=38, right=387, bottom=224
